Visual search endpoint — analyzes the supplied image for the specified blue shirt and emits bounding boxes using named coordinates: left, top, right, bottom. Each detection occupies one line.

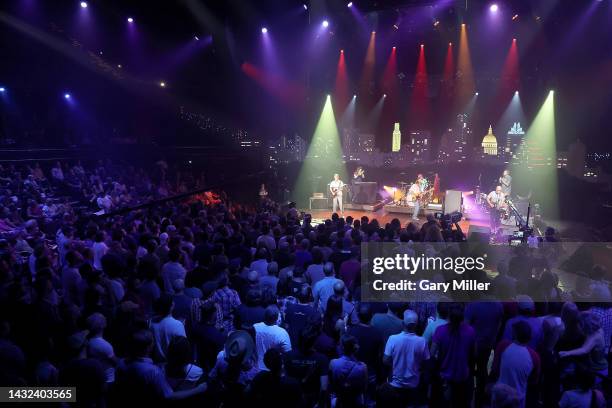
left=313, top=276, right=342, bottom=312
left=117, top=357, right=173, bottom=400
left=466, top=301, right=504, bottom=349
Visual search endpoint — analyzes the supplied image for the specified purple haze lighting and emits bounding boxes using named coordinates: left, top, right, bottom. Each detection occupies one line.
left=322, top=20, right=329, bottom=28
left=489, top=3, right=499, bottom=12
left=261, top=27, right=268, bottom=34
left=127, top=17, right=134, bottom=23
left=80, top=2, right=88, bottom=8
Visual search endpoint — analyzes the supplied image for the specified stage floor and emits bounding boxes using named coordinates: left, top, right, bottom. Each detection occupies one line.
left=304, top=207, right=492, bottom=233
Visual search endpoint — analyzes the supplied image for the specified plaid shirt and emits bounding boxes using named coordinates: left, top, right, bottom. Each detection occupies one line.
left=191, top=296, right=224, bottom=331
left=591, top=306, right=612, bottom=352
left=213, top=286, right=241, bottom=331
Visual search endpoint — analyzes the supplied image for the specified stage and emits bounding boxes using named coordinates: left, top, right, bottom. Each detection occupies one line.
left=304, top=206, right=494, bottom=235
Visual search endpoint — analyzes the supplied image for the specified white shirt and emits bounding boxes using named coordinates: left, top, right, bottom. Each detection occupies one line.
left=408, top=183, right=421, bottom=200
left=498, top=343, right=534, bottom=406
left=330, top=180, right=344, bottom=196
left=487, top=191, right=505, bottom=209
left=92, top=241, right=108, bottom=271
left=97, top=195, right=113, bottom=212
left=51, top=167, right=64, bottom=181
left=253, top=322, right=292, bottom=370
left=384, top=331, right=430, bottom=389
left=151, top=315, right=187, bottom=361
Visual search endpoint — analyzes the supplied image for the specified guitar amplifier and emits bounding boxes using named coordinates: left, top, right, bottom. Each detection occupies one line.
left=309, top=197, right=329, bottom=210
left=313, top=192, right=325, bottom=198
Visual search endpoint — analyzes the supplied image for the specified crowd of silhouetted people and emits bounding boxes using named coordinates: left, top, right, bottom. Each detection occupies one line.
left=0, top=159, right=610, bottom=407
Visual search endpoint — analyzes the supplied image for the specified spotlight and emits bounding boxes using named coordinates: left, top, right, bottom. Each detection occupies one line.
left=64, top=93, right=71, bottom=99
left=513, top=38, right=517, bottom=42
left=475, top=92, right=479, bottom=96
left=434, top=20, right=440, bottom=27
left=340, top=49, right=344, bottom=53
left=322, top=20, right=329, bottom=28
left=371, top=31, right=376, bottom=34
left=326, top=94, right=331, bottom=99
left=347, top=2, right=353, bottom=7
left=549, top=90, right=554, bottom=95
left=420, top=43, right=424, bottom=48
left=80, top=1, right=88, bottom=8
left=393, top=24, right=399, bottom=30
left=194, top=35, right=200, bottom=41
left=490, top=4, right=499, bottom=12
left=461, top=23, right=466, bottom=27
left=512, top=14, right=519, bottom=20
left=117, top=64, right=122, bottom=68
left=515, top=91, right=519, bottom=95
left=0, top=87, right=5, bottom=93
left=160, top=82, right=166, bottom=88
left=383, top=94, right=387, bottom=98
left=261, top=27, right=268, bottom=34
left=127, top=17, right=134, bottom=23
left=353, top=94, right=356, bottom=98
left=449, top=42, right=453, bottom=46
left=392, top=46, right=396, bottom=50
left=303, top=4, right=308, bottom=10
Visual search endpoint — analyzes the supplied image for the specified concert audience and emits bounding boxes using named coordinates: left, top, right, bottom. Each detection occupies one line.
left=0, top=158, right=609, bottom=408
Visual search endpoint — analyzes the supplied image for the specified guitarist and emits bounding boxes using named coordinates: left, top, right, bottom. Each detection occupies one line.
left=329, top=173, right=345, bottom=215
left=408, top=179, right=422, bottom=221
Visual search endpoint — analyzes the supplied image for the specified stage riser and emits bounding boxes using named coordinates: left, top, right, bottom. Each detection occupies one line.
left=384, top=203, right=443, bottom=215
left=345, top=202, right=385, bottom=212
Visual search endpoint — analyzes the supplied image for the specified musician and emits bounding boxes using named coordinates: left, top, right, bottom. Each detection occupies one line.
left=408, top=179, right=422, bottom=221
left=353, top=167, right=365, bottom=182
left=499, top=170, right=512, bottom=196
left=417, top=173, right=428, bottom=192
left=329, top=173, right=345, bottom=214
left=259, top=184, right=268, bottom=201
left=487, top=185, right=506, bottom=233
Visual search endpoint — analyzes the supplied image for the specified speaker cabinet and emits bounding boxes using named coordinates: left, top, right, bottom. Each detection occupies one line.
left=444, top=190, right=463, bottom=214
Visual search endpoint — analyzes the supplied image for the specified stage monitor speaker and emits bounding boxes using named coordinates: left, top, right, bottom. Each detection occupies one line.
left=467, top=225, right=491, bottom=244
left=444, top=190, right=462, bottom=214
